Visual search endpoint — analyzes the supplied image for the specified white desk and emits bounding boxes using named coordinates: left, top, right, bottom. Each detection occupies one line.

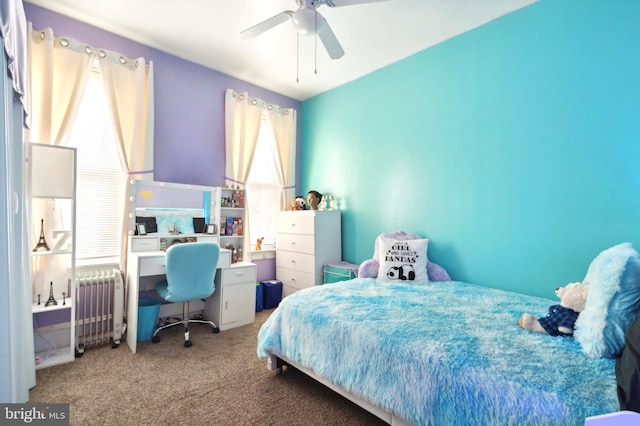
left=125, top=247, right=256, bottom=353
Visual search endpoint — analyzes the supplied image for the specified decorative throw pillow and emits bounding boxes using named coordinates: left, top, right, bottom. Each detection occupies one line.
left=574, top=243, right=640, bottom=359
left=377, top=237, right=428, bottom=282
left=427, top=261, right=451, bottom=282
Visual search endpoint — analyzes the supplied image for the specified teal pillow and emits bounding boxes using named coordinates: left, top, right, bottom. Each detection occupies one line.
left=574, top=243, right=640, bottom=359
left=156, top=216, right=195, bottom=234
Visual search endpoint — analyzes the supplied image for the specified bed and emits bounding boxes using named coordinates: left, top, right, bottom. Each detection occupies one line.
left=257, top=237, right=640, bottom=425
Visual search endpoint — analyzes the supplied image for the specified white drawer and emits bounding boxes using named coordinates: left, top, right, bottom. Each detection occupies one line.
left=197, top=235, right=219, bottom=243
left=276, top=234, right=315, bottom=255
left=276, top=214, right=315, bottom=235
left=276, top=250, right=315, bottom=274
left=139, top=256, right=166, bottom=276
left=222, top=264, right=257, bottom=286
left=276, top=266, right=316, bottom=290
left=131, top=237, right=159, bottom=252
left=282, top=284, right=299, bottom=299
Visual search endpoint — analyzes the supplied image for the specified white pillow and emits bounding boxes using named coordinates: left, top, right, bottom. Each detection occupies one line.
left=377, top=237, right=428, bottom=282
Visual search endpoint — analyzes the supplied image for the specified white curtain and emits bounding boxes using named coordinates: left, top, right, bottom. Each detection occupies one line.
left=0, top=0, right=29, bottom=120
left=25, top=26, right=94, bottom=302
left=224, top=89, right=263, bottom=187
left=225, top=89, right=264, bottom=255
left=1, top=0, right=33, bottom=400
left=267, top=106, right=297, bottom=210
left=25, top=26, right=93, bottom=146
left=100, top=54, right=154, bottom=266
left=27, top=25, right=154, bottom=277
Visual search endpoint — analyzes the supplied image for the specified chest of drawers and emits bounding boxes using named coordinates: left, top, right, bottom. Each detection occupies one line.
left=276, top=210, right=341, bottom=297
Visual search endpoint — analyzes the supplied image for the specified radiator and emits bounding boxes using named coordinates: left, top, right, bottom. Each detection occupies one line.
left=75, top=267, right=125, bottom=355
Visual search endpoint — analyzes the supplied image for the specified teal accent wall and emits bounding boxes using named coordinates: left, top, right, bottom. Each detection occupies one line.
left=300, top=0, right=640, bottom=298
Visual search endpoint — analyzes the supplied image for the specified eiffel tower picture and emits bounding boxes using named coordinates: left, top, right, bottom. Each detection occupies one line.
left=33, top=218, right=50, bottom=252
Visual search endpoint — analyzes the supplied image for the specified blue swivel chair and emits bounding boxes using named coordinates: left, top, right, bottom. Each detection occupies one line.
left=152, top=241, right=220, bottom=347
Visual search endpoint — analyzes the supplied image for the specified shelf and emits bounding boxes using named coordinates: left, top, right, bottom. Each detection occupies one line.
left=32, top=298, right=73, bottom=314
left=29, top=143, right=77, bottom=369
left=30, top=249, right=73, bottom=256
left=32, top=195, right=74, bottom=200
left=34, top=347, right=74, bottom=370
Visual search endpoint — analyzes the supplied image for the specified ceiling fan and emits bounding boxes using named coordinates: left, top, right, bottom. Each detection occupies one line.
left=240, top=0, right=390, bottom=60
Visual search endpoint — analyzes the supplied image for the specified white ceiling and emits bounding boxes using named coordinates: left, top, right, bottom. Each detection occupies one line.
left=24, top=0, right=538, bottom=101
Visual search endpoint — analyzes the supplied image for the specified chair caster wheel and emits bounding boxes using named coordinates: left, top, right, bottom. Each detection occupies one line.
left=212, top=326, right=220, bottom=334
left=184, top=340, right=193, bottom=348
left=152, top=335, right=160, bottom=343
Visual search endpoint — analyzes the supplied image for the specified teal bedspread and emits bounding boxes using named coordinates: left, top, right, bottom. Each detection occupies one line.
left=257, top=279, right=619, bottom=426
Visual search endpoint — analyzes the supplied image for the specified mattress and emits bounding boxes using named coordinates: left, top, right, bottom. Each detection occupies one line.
left=257, top=278, right=619, bottom=425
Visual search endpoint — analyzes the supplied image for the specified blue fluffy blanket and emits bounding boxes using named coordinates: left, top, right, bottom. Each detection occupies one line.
left=257, top=279, right=618, bottom=425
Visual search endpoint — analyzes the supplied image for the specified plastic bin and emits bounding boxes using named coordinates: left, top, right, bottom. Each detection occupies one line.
left=255, top=282, right=264, bottom=312
left=261, top=280, right=283, bottom=309
left=323, top=261, right=359, bottom=284
left=137, top=298, right=161, bottom=342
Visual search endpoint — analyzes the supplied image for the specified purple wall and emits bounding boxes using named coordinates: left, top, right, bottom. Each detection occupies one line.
left=24, top=4, right=302, bottom=189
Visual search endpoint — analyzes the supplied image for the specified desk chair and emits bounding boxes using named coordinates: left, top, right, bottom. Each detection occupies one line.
left=152, top=241, right=220, bottom=347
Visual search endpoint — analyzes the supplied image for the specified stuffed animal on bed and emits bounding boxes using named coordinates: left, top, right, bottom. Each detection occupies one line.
left=519, top=282, right=588, bottom=336
left=357, top=231, right=452, bottom=282
left=290, top=196, right=306, bottom=211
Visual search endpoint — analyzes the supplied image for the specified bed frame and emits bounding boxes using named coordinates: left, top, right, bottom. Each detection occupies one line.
left=266, top=353, right=411, bottom=426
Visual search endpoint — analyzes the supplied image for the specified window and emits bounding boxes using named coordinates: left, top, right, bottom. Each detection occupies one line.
left=66, top=66, right=125, bottom=265
left=245, top=113, right=281, bottom=248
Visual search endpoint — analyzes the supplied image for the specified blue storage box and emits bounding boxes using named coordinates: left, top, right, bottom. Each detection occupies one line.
left=262, top=280, right=283, bottom=309
left=255, top=282, right=264, bottom=312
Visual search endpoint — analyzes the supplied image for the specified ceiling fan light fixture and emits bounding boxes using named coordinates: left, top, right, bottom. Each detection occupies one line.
left=241, top=0, right=387, bottom=62
left=291, top=8, right=324, bottom=35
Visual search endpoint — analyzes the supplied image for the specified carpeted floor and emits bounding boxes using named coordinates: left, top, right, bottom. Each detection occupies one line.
left=29, top=309, right=388, bottom=426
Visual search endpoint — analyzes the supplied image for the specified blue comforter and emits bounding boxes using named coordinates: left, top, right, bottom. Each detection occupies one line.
left=257, top=279, right=619, bottom=426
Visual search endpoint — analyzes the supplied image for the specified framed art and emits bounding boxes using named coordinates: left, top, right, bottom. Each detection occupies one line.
left=136, top=223, right=147, bottom=236
left=205, top=224, right=216, bottom=234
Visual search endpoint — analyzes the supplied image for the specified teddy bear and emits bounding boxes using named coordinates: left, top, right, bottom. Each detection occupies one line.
left=519, top=282, right=588, bottom=336
left=255, top=237, right=264, bottom=251
left=290, top=196, right=306, bottom=211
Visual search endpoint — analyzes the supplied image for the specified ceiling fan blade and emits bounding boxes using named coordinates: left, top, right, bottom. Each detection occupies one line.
left=317, top=21, right=345, bottom=60
left=241, top=11, right=293, bottom=39
left=325, top=0, right=389, bottom=7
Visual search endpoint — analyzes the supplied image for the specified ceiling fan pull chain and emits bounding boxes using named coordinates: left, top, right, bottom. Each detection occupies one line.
left=314, top=7, right=318, bottom=74
left=296, top=33, right=300, bottom=83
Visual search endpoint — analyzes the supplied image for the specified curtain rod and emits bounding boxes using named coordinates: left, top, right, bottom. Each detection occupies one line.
left=33, top=28, right=150, bottom=70
left=228, top=89, right=294, bottom=115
